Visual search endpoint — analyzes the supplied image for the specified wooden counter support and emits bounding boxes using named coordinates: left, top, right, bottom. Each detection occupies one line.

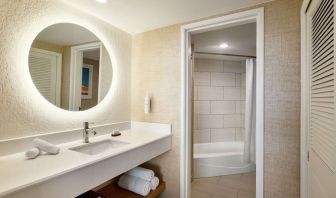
left=96, top=181, right=166, bottom=198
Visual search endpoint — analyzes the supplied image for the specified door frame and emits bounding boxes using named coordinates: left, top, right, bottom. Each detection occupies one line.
left=180, top=8, right=265, bottom=198
left=300, top=1, right=310, bottom=197
left=69, top=42, right=102, bottom=111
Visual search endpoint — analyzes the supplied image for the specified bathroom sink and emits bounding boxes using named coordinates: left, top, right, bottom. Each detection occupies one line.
left=69, top=139, right=129, bottom=155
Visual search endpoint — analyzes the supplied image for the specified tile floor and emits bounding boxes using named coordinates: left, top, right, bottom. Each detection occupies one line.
left=191, top=172, right=256, bottom=198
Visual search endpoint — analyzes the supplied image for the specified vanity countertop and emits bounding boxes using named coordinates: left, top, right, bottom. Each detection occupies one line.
left=0, top=123, right=171, bottom=197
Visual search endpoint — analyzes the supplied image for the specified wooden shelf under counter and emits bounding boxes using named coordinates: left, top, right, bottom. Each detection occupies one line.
left=96, top=181, right=166, bottom=198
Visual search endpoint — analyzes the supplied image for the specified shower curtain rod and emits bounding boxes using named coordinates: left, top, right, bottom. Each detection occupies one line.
left=194, top=51, right=256, bottom=58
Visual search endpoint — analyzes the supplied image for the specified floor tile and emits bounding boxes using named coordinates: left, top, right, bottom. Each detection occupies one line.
left=191, top=189, right=212, bottom=198
left=192, top=179, right=238, bottom=198
left=211, top=194, right=231, bottom=198
left=191, top=172, right=256, bottom=198
left=218, top=173, right=242, bottom=184
left=238, top=190, right=256, bottom=198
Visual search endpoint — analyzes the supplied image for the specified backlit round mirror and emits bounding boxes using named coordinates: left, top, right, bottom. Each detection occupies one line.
left=29, top=23, right=112, bottom=111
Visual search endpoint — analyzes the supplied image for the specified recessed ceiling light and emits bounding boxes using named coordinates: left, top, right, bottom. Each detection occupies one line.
left=219, top=43, right=229, bottom=48
left=96, top=0, right=107, bottom=3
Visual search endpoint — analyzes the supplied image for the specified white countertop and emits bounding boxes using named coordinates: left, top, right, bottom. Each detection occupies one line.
left=0, top=124, right=171, bottom=197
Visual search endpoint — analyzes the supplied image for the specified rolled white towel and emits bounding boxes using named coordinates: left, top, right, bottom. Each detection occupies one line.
left=126, top=167, right=154, bottom=181
left=25, top=148, right=41, bottom=159
left=33, top=138, right=60, bottom=154
left=150, top=176, right=159, bottom=190
left=118, top=175, right=151, bottom=196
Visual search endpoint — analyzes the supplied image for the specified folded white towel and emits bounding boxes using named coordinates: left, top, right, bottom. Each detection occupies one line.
left=126, top=167, right=154, bottom=181
left=118, top=175, right=151, bottom=196
left=25, top=148, right=41, bottom=159
left=150, top=176, right=159, bottom=190
left=33, top=138, right=60, bottom=154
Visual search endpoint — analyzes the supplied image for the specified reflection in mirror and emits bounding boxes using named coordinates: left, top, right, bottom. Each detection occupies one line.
left=29, top=23, right=112, bottom=111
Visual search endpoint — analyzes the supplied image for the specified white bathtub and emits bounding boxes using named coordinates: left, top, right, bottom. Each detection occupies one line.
left=193, top=141, right=255, bottom=178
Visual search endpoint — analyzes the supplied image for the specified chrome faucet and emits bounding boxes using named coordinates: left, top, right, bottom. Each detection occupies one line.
left=83, top=122, right=97, bottom=143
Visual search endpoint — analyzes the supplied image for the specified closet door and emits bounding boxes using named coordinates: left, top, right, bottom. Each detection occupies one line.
left=29, top=48, right=61, bottom=106
left=306, top=0, right=336, bottom=197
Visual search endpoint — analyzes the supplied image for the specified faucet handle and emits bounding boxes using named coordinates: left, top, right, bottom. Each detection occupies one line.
left=111, top=130, right=121, bottom=137
left=88, top=128, right=97, bottom=135
left=83, top=122, right=94, bottom=128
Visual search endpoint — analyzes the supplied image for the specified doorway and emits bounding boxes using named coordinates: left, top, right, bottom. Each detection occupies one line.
left=69, top=42, right=102, bottom=111
left=181, top=8, right=264, bottom=198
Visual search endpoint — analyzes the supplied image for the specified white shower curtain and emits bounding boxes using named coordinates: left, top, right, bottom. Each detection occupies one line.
left=244, top=58, right=256, bottom=164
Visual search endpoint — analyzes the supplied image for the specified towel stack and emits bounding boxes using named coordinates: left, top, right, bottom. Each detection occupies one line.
left=25, top=138, right=60, bottom=159
left=118, top=167, right=160, bottom=196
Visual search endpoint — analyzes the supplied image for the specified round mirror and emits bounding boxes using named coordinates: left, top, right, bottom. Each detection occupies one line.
left=29, top=23, right=112, bottom=111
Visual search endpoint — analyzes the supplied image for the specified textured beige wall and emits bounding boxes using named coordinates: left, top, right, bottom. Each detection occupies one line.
left=131, top=25, right=181, bottom=198
left=99, top=45, right=113, bottom=101
left=131, top=0, right=301, bottom=197
left=0, top=0, right=132, bottom=139
left=264, top=0, right=301, bottom=197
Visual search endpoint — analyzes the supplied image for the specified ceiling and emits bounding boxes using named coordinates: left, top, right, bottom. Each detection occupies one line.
left=36, top=23, right=98, bottom=46
left=192, top=22, right=256, bottom=60
left=61, top=0, right=273, bottom=34
left=83, top=49, right=100, bottom=61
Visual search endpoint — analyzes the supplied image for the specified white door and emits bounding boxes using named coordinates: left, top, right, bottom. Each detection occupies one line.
left=29, top=48, right=61, bottom=106
left=305, top=0, right=336, bottom=197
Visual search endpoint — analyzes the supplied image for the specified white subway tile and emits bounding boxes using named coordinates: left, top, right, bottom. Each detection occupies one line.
left=194, top=72, right=210, bottom=86
left=235, top=74, right=241, bottom=86
left=235, top=128, right=244, bottom=141
left=198, top=59, right=223, bottom=72
left=224, top=114, right=242, bottom=127
left=241, top=101, right=246, bottom=114
left=193, top=129, right=210, bottom=144
left=240, top=62, right=246, bottom=72
left=198, top=115, right=223, bottom=129
left=235, top=101, right=242, bottom=113
left=194, top=129, right=211, bottom=143
left=240, top=128, right=245, bottom=136
left=194, top=86, right=198, bottom=100
left=194, top=101, right=210, bottom=114
left=198, top=86, right=223, bottom=100
left=241, top=73, right=246, bottom=87
left=193, top=114, right=198, bottom=129
left=210, top=101, right=236, bottom=114
left=194, top=58, right=198, bottom=72
left=210, top=128, right=236, bottom=142
left=241, top=115, right=245, bottom=127
left=223, top=61, right=241, bottom=73
left=211, top=72, right=236, bottom=87
left=241, top=87, right=246, bottom=100
left=224, top=87, right=241, bottom=100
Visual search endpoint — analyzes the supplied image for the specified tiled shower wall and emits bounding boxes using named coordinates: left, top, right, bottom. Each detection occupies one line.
left=193, top=58, right=246, bottom=143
